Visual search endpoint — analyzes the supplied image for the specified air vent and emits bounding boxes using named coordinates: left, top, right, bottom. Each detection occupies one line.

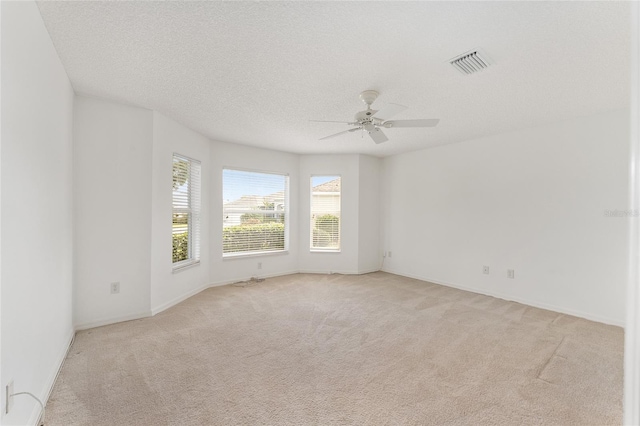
left=449, top=50, right=491, bottom=75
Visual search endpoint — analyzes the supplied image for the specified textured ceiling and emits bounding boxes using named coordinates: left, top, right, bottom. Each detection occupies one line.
left=36, top=1, right=630, bottom=157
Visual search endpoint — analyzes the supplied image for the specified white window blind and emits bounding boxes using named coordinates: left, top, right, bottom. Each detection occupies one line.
left=310, top=176, right=341, bottom=250
left=223, top=168, right=288, bottom=256
left=172, top=154, right=201, bottom=266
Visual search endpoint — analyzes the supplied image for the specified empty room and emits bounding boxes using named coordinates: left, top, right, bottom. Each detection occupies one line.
left=2, top=1, right=640, bottom=425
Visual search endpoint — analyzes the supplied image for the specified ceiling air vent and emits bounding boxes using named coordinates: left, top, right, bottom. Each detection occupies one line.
left=449, top=49, right=491, bottom=75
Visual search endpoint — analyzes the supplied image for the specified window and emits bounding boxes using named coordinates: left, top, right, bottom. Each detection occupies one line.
left=172, top=154, right=201, bottom=268
left=223, top=168, right=289, bottom=256
left=310, top=176, right=341, bottom=251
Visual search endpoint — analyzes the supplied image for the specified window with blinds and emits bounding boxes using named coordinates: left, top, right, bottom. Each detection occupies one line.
left=172, top=154, right=201, bottom=267
left=310, top=176, right=341, bottom=251
left=223, top=168, right=289, bottom=256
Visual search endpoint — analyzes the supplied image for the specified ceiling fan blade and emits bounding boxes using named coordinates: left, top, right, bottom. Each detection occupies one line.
left=374, top=103, right=408, bottom=121
left=319, top=127, right=360, bottom=141
left=368, top=128, right=389, bottom=144
left=384, top=119, right=440, bottom=128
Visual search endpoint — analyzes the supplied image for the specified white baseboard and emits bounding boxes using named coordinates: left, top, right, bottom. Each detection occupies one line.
left=358, top=268, right=382, bottom=275
left=153, top=268, right=382, bottom=319
left=151, top=270, right=301, bottom=315
left=74, top=269, right=624, bottom=331
left=154, top=269, right=383, bottom=315
left=209, top=270, right=301, bottom=287
left=154, top=268, right=377, bottom=318
left=382, top=268, right=625, bottom=328
left=76, top=269, right=386, bottom=332
left=29, top=328, right=75, bottom=425
left=74, top=311, right=152, bottom=331
left=151, top=282, right=213, bottom=316
left=298, top=269, right=372, bottom=275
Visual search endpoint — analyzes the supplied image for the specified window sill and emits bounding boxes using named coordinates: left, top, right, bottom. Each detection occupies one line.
left=172, top=259, right=200, bottom=273
left=310, top=249, right=341, bottom=253
left=223, top=250, right=289, bottom=260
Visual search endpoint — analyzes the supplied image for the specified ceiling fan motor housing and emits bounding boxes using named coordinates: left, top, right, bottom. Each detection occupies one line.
left=356, top=90, right=383, bottom=130
left=354, top=109, right=379, bottom=123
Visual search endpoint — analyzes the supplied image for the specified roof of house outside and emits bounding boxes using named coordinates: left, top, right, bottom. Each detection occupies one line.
left=223, top=178, right=339, bottom=208
left=224, top=192, right=285, bottom=209
left=312, top=178, right=340, bottom=193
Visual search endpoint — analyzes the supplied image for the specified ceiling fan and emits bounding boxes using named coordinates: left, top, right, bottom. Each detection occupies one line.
left=312, top=90, right=439, bottom=144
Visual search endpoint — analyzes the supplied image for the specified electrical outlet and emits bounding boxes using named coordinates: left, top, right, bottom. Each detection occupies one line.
left=257, top=262, right=262, bottom=270
left=507, top=269, right=515, bottom=279
left=110, top=282, right=120, bottom=294
left=388, top=251, right=392, bottom=258
left=6, top=379, right=14, bottom=414
left=483, top=266, right=490, bottom=274
left=383, top=251, right=387, bottom=258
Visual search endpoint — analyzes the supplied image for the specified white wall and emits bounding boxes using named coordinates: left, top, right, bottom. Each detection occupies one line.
left=381, top=110, right=630, bottom=326
left=625, top=5, right=640, bottom=422
left=298, top=154, right=381, bottom=275
left=358, top=155, right=382, bottom=273
left=1, top=6, right=629, bottom=424
left=73, top=99, right=303, bottom=323
left=150, top=112, right=210, bottom=314
left=210, top=141, right=300, bottom=284
left=298, top=154, right=360, bottom=274
left=73, top=96, right=153, bottom=329
left=1, top=2, right=74, bottom=424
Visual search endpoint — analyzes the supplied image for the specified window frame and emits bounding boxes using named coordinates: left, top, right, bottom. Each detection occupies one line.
left=172, top=153, right=201, bottom=271
left=222, top=167, right=290, bottom=259
left=310, top=174, right=342, bottom=253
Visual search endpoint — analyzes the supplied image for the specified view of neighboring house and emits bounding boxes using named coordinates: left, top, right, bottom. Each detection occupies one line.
left=223, top=191, right=286, bottom=227
left=310, top=177, right=341, bottom=249
left=222, top=178, right=341, bottom=227
left=310, top=178, right=341, bottom=216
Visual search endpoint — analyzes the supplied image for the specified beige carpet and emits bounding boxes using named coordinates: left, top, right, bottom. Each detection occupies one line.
left=46, top=272, right=623, bottom=425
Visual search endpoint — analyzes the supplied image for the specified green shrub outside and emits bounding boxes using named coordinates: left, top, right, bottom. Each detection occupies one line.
left=240, top=213, right=263, bottom=224
left=241, top=212, right=285, bottom=224
left=312, top=228, right=332, bottom=247
left=315, top=214, right=339, bottom=233
left=223, top=222, right=285, bottom=253
left=313, top=214, right=339, bottom=247
left=173, top=232, right=189, bottom=263
left=175, top=222, right=286, bottom=259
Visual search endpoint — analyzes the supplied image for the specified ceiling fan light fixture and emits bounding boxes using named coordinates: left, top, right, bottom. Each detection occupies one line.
left=359, top=90, right=379, bottom=106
